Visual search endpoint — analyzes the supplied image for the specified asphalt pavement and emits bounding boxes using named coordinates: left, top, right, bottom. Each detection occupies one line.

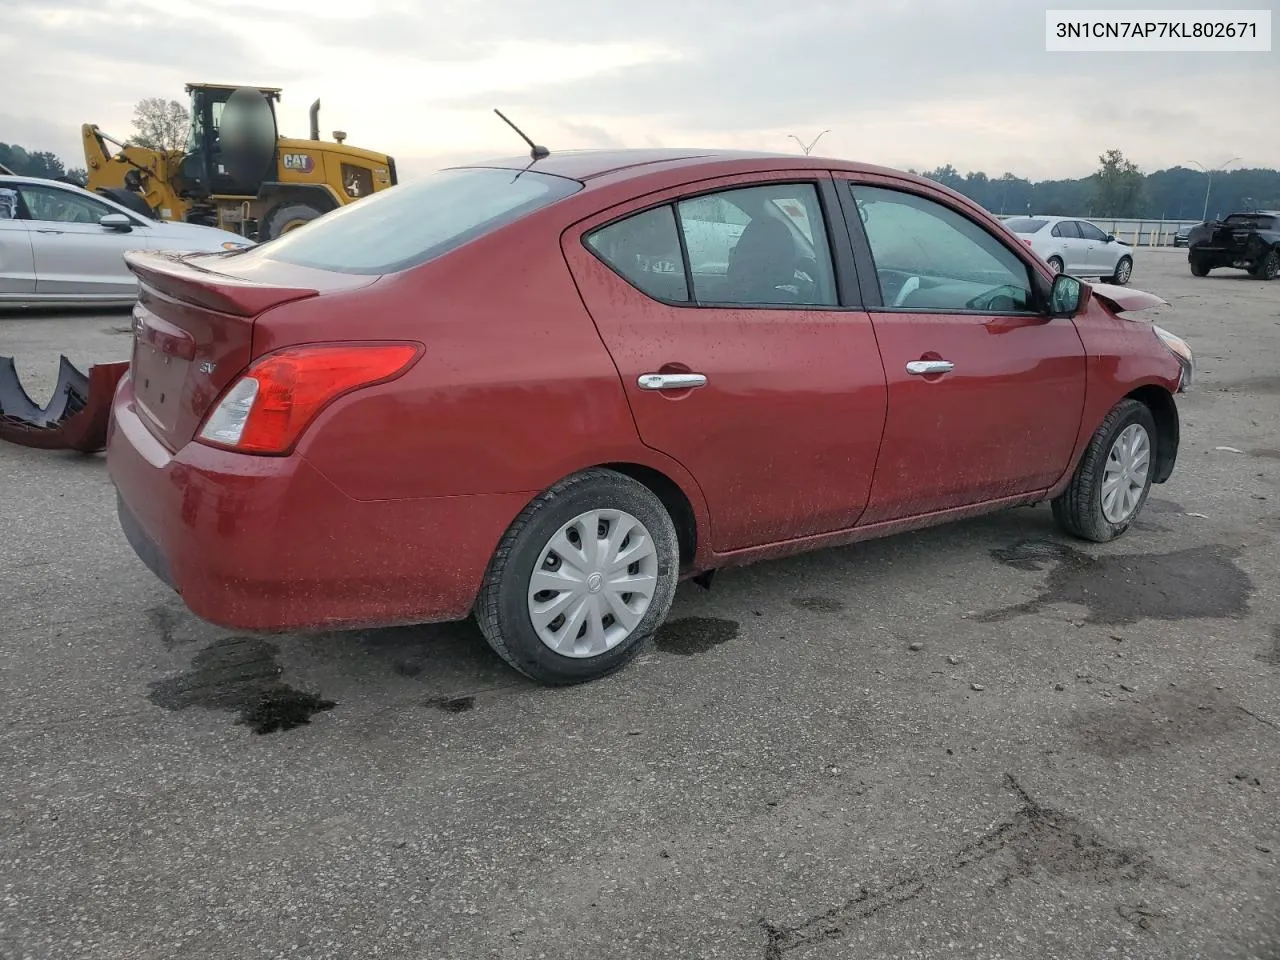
left=2, top=248, right=1279, bottom=959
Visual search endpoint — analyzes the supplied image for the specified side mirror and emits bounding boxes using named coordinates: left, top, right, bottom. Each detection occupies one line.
left=1106, top=234, right=1116, bottom=242
left=1048, top=273, right=1088, bottom=317
left=99, top=213, right=132, bottom=232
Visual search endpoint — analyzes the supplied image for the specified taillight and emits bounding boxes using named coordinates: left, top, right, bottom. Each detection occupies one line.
left=1022, top=239, right=1033, bottom=246
left=197, top=342, right=420, bottom=455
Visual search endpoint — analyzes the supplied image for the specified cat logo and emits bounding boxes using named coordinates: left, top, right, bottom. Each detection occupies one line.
left=282, top=153, right=315, bottom=173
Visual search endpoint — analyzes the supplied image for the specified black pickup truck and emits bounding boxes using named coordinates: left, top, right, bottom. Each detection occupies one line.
left=1188, top=211, right=1280, bottom=280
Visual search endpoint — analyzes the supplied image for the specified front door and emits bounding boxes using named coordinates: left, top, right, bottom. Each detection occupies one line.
left=563, top=174, right=888, bottom=553
left=16, top=183, right=142, bottom=299
left=838, top=178, right=1086, bottom=524
left=1076, top=219, right=1115, bottom=275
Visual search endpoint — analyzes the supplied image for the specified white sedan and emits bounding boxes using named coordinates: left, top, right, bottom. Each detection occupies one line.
left=0, top=175, right=253, bottom=308
left=1002, top=215, right=1135, bottom=285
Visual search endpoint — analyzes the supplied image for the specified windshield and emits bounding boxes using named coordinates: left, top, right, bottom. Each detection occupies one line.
left=240, top=167, right=582, bottom=275
left=1002, top=217, right=1047, bottom=233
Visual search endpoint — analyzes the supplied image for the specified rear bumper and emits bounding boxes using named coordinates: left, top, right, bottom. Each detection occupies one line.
left=106, top=374, right=531, bottom=632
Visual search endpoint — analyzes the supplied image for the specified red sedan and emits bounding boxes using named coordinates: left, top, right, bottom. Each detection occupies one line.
left=106, top=149, right=1193, bottom=685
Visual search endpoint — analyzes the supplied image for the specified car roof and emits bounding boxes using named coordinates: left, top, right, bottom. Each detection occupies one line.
left=447, top=148, right=940, bottom=188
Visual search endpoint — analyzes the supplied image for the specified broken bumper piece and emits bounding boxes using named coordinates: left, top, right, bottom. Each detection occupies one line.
left=0, top=355, right=129, bottom=452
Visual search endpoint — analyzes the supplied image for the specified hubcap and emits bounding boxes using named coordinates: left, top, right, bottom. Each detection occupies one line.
left=527, top=509, right=659, bottom=658
left=1101, top=423, right=1151, bottom=524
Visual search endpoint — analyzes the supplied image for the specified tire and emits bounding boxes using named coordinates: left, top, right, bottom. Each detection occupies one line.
left=1047, top=256, right=1064, bottom=274
left=1189, top=254, right=1211, bottom=277
left=1249, top=248, right=1279, bottom=280
left=475, top=468, right=680, bottom=685
left=260, top=202, right=324, bottom=241
left=1109, top=255, right=1133, bottom=285
left=1051, top=399, right=1158, bottom=543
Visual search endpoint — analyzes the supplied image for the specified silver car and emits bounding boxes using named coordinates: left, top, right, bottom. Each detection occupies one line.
left=1002, top=215, right=1135, bottom=285
left=0, top=175, right=252, bottom=308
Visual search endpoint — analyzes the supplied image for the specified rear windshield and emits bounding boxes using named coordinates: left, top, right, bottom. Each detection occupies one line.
left=243, top=167, right=581, bottom=275
left=1002, top=218, right=1047, bottom=233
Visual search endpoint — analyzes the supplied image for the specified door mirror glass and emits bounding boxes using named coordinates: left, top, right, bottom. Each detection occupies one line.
left=1048, top=273, right=1084, bottom=316
left=99, top=213, right=132, bottom=231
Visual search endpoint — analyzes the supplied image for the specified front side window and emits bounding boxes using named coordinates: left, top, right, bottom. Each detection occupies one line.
left=676, top=182, right=837, bottom=306
left=585, top=205, right=689, bottom=303
left=18, top=185, right=112, bottom=224
left=238, top=167, right=582, bottom=275
left=851, top=184, right=1034, bottom=313
left=1076, top=221, right=1110, bottom=242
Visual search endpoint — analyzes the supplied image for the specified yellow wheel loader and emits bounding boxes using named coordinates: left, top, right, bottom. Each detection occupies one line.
left=83, top=83, right=397, bottom=242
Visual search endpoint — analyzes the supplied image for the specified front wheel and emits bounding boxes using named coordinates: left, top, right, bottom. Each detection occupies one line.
left=1189, top=254, right=1211, bottom=277
left=1052, top=399, right=1157, bottom=543
left=1109, top=255, right=1133, bottom=285
left=1250, top=248, right=1279, bottom=280
left=475, top=469, right=680, bottom=685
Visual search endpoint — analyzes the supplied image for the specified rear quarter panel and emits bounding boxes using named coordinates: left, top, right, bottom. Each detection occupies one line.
left=252, top=210, right=707, bottom=515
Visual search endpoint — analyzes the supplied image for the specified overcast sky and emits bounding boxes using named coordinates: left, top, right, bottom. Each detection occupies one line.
left=3, top=0, right=1276, bottom=182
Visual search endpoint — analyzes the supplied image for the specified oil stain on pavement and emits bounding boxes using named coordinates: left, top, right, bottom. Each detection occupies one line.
left=1259, top=626, right=1280, bottom=668
left=426, top=695, right=476, bottom=713
left=1068, top=685, right=1249, bottom=758
left=761, top=774, right=1183, bottom=958
left=978, top=539, right=1251, bottom=625
left=790, top=596, right=846, bottom=613
left=654, top=617, right=740, bottom=655
left=148, top=635, right=336, bottom=734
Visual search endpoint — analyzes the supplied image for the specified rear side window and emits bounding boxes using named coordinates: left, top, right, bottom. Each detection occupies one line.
left=1003, top=218, right=1047, bottom=233
left=586, top=206, right=690, bottom=302
left=247, top=167, right=581, bottom=275
left=1051, top=221, right=1080, bottom=239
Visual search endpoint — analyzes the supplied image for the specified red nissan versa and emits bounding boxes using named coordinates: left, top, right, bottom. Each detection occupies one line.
left=106, top=149, right=1195, bottom=685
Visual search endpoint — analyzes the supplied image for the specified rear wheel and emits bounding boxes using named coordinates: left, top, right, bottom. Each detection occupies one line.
left=475, top=469, right=680, bottom=685
left=1109, top=255, right=1133, bottom=285
left=260, top=202, right=325, bottom=241
left=1047, top=256, right=1064, bottom=274
left=1189, top=254, right=1211, bottom=277
left=1052, top=399, right=1157, bottom=543
left=1249, top=248, right=1279, bottom=280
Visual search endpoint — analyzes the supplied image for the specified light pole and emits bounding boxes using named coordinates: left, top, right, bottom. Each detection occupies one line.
left=1186, top=157, right=1240, bottom=222
left=788, top=130, right=830, bottom=155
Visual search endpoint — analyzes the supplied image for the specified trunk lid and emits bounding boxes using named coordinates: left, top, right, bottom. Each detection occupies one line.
left=124, top=250, right=372, bottom=451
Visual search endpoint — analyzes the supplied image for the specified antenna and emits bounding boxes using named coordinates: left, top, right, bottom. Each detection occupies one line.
left=494, top=108, right=549, bottom=161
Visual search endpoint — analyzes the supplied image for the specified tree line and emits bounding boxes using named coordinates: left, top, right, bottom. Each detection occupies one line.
left=914, top=149, right=1280, bottom=221
left=4, top=105, right=1276, bottom=224
left=1, top=98, right=188, bottom=186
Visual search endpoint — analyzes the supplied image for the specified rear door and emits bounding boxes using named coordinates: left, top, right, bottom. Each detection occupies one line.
left=16, top=183, right=142, bottom=299
left=0, top=186, right=35, bottom=296
left=836, top=176, right=1086, bottom=523
left=562, top=173, right=888, bottom=553
left=1049, top=219, right=1085, bottom=272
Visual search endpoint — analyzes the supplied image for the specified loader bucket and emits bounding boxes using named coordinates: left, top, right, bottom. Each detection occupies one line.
left=0, top=355, right=129, bottom=452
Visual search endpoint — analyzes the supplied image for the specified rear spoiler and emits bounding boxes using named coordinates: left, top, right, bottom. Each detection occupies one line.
left=124, top=250, right=320, bottom=317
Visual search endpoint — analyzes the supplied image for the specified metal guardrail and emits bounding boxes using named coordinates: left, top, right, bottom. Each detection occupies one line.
left=995, top=215, right=1202, bottom=247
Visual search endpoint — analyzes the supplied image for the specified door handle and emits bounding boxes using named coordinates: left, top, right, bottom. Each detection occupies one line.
left=638, top=372, right=707, bottom=390
left=906, top=360, right=954, bottom=375
left=36, top=229, right=64, bottom=235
